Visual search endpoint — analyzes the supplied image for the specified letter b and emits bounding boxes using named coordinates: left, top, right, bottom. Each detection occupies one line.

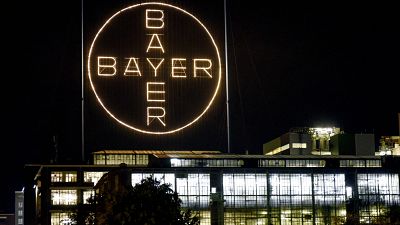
left=146, top=9, right=164, bottom=29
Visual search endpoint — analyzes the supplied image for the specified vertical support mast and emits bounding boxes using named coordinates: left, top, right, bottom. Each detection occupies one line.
left=81, top=0, right=85, bottom=162
left=224, top=0, right=231, bottom=153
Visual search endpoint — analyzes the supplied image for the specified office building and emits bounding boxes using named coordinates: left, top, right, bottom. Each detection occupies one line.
left=26, top=150, right=400, bottom=225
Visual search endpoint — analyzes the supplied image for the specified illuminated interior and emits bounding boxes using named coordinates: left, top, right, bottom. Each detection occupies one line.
left=50, top=212, right=72, bottom=225
left=50, top=171, right=77, bottom=183
left=51, top=190, right=77, bottom=205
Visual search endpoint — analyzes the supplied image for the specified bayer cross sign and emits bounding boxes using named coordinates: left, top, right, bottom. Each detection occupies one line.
left=88, top=2, right=222, bottom=134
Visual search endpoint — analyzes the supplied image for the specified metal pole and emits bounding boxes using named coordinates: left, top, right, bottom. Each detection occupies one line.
left=81, top=0, right=85, bottom=162
left=224, top=0, right=231, bottom=153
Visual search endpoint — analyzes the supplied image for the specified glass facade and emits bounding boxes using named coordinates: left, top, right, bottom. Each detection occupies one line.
left=358, top=173, right=400, bottom=223
left=131, top=173, right=210, bottom=208
left=224, top=173, right=267, bottom=208
left=42, top=170, right=400, bottom=225
left=126, top=172, right=356, bottom=224
left=313, top=174, right=346, bottom=224
left=37, top=156, right=400, bottom=225
left=94, top=154, right=149, bottom=165
left=222, top=173, right=346, bottom=224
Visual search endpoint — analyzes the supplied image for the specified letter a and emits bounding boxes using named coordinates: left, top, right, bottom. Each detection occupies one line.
left=146, top=34, right=165, bottom=53
left=124, top=58, right=141, bottom=76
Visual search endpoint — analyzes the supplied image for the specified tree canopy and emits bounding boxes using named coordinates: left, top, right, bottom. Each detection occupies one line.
left=71, top=176, right=199, bottom=225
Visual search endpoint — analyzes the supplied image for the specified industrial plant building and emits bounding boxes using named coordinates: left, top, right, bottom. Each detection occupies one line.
left=25, top=128, right=400, bottom=225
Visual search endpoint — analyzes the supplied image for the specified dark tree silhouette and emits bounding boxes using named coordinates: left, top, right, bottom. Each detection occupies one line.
left=71, top=176, right=199, bottom=225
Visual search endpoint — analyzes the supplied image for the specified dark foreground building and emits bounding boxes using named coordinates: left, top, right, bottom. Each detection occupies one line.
left=26, top=150, right=400, bottom=225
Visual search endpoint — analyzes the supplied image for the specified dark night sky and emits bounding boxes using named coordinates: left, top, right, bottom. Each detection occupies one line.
left=1, top=0, right=399, bottom=212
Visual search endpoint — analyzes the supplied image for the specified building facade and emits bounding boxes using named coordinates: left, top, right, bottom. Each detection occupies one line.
left=14, top=190, right=24, bottom=225
left=27, top=150, right=400, bottom=225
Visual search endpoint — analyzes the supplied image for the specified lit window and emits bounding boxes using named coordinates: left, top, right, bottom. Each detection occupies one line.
left=258, top=159, right=285, bottom=167
left=51, top=212, right=72, bottom=225
left=346, top=186, right=353, bottom=199
left=65, top=173, right=77, bottom=182
left=131, top=173, right=176, bottom=191
left=170, top=158, right=180, bottom=167
left=292, top=143, right=307, bottom=148
left=313, top=174, right=345, bottom=205
left=51, top=190, right=77, bottom=205
left=136, top=155, right=149, bottom=165
left=94, top=154, right=106, bottom=165
left=83, top=190, right=95, bottom=204
left=366, top=159, right=381, bottom=167
left=51, top=171, right=77, bottom=182
left=223, top=173, right=267, bottom=208
left=84, top=171, right=107, bottom=185
left=51, top=172, right=63, bottom=182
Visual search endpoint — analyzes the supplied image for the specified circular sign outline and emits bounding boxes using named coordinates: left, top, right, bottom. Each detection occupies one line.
left=88, top=2, right=222, bottom=134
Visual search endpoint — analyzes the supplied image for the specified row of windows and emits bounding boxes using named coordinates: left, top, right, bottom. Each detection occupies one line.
left=223, top=208, right=347, bottom=225
left=224, top=173, right=346, bottom=207
left=51, top=171, right=107, bottom=184
left=50, top=211, right=210, bottom=225
left=51, top=190, right=77, bottom=205
left=339, top=159, right=381, bottom=167
left=52, top=207, right=392, bottom=225
left=258, top=159, right=326, bottom=167
left=51, top=171, right=77, bottom=183
left=258, top=159, right=382, bottom=168
left=171, top=159, right=244, bottom=167
left=94, top=154, right=149, bottom=165
left=50, top=173, right=400, bottom=208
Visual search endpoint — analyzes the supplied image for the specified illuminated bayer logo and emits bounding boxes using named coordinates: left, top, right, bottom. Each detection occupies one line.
left=88, top=2, right=222, bottom=134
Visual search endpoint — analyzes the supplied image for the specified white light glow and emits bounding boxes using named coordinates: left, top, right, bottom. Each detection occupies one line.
left=193, top=59, right=212, bottom=78
left=146, top=9, right=164, bottom=29
left=124, top=58, right=142, bottom=76
left=88, top=2, right=222, bottom=134
left=292, top=143, right=307, bottom=148
left=146, top=82, right=165, bottom=102
left=346, top=186, right=353, bottom=199
left=97, top=56, right=116, bottom=76
left=171, top=58, right=187, bottom=78
left=146, top=33, right=165, bottom=53
left=146, top=58, right=165, bottom=77
left=147, top=107, right=166, bottom=126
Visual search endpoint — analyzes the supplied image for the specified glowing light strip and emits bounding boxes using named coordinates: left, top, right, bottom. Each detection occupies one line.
left=88, top=2, right=222, bottom=134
